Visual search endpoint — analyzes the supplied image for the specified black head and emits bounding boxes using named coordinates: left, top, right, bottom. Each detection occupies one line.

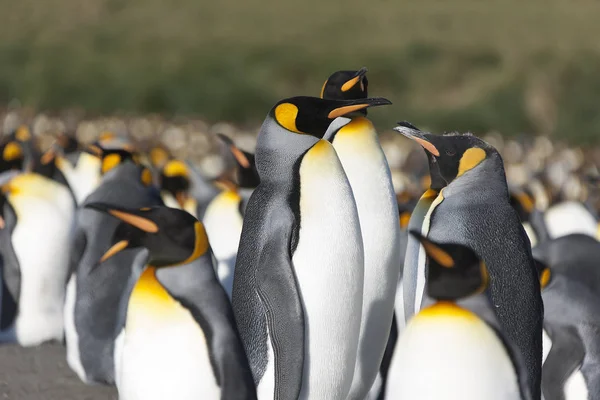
left=394, top=122, right=492, bottom=191
left=86, top=203, right=209, bottom=268
left=160, top=159, right=192, bottom=205
left=320, top=67, right=369, bottom=104
left=216, top=134, right=260, bottom=189
left=0, top=141, right=25, bottom=173
left=56, top=133, right=80, bottom=155
left=410, top=230, right=488, bottom=301
left=271, top=95, right=391, bottom=138
left=97, top=146, right=140, bottom=175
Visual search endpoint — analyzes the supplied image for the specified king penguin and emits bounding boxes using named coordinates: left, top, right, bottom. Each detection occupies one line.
left=86, top=203, right=256, bottom=400
left=533, top=234, right=600, bottom=400
left=232, top=94, right=390, bottom=400
left=395, top=122, right=543, bottom=399
left=64, top=146, right=162, bottom=384
left=204, top=133, right=259, bottom=298
left=319, top=67, right=400, bottom=400
left=0, top=153, right=75, bottom=346
left=387, top=231, right=532, bottom=400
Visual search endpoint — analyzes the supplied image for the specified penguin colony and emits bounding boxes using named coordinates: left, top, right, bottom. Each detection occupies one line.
left=0, top=68, right=598, bottom=400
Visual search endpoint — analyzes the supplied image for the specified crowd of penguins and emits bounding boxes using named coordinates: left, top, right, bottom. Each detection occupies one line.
left=0, top=67, right=598, bottom=400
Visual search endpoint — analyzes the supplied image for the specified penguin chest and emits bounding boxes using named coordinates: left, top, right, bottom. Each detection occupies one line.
left=390, top=304, right=520, bottom=400
left=58, top=153, right=101, bottom=204
left=291, top=140, right=364, bottom=398
left=119, top=269, right=219, bottom=400
left=203, top=190, right=243, bottom=295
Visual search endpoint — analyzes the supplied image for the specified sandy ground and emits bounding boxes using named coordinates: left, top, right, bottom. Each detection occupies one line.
left=0, top=343, right=117, bottom=400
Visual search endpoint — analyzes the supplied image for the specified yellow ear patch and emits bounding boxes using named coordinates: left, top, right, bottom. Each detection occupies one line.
left=180, top=222, right=210, bottom=264
left=141, top=168, right=153, bottom=186
left=102, top=154, right=122, bottom=174
left=3, top=142, right=23, bottom=161
left=341, top=75, right=361, bottom=92
left=100, top=240, right=129, bottom=263
left=150, top=147, right=169, bottom=168
left=320, top=80, right=327, bottom=98
left=163, top=160, right=189, bottom=178
left=109, top=209, right=159, bottom=233
left=274, top=103, right=300, bottom=133
left=540, top=268, right=551, bottom=289
left=458, top=148, right=486, bottom=177
left=15, top=126, right=31, bottom=141
left=400, top=212, right=411, bottom=229
left=328, top=104, right=369, bottom=119
left=421, top=240, right=455, bottom=268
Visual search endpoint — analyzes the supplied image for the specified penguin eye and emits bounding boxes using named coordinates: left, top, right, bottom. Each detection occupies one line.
left=445, top=149, right=456, bottom=156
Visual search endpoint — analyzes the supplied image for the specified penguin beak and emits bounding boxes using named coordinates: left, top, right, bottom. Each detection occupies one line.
left=86, top=203, right=159, bottom=233
left=99, top=240, right=130, bottom=263
left=328, top=97, right=391, bottom=119
left=393, top=122, right=440, bottom=157
left=341, top=67, right=368, bottom=92
left=216, top=134, right=251, bottom=169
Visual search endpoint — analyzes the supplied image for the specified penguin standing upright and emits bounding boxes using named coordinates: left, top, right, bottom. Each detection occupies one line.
left=0, top=163, right=75, bottom=346
left=232, top=95, right=390, bottom=400
left=203, top=134, right=259, bottom=298
left=64, top=146, right=162, bottom=384
left=533, top=234, right=600, bottom=400
left=87, top=204, right=256, bottom=400
left=319, top=68, right=400, bottom=400
left=395, top=123, right=543, bottom=399
left=388, top=232, right=532, bottom=400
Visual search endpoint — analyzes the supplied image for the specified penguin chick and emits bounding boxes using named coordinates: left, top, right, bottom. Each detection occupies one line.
left=87, top=204, right=257, bottom=400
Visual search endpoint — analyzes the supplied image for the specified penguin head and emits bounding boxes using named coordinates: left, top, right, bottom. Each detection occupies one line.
left=216, top=133, right=260, bottom=189
left=11, top=125, right=32, bottom=143
left=320, top=67, right=369, bottom=105
left=87, top=203, right=209, bottom=268
left=410, top=230, right=489, bottom=301
left=0, top=141, right=25, bottom=173
left=394, top=122, right=492, bottom=191
left=149, top=146, right=171, bottom=170
left=55, top=133, right=80, bottom=155
left=97, top=147, right=140, bottom=175
left=160, top=159, right=192, bottom=207
left=270, top=95, right=391, bottom=138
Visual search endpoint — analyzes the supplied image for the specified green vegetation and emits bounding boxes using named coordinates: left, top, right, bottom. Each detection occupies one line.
left=2, top=0, right=600, bottom=143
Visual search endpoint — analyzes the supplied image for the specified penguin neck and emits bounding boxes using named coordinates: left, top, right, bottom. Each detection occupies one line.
left=442, top=153, right=509, bottom=200
left=154, top=257, right=215, bottom=298
left=255, top=117, right=319, bottom=186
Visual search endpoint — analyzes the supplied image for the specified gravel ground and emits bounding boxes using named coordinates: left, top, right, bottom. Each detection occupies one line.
left=0, top=343, right=117, bottom=400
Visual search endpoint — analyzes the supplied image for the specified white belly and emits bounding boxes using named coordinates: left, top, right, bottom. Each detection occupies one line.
left=203, top=190, right=243, bottom=298
left=332, top=118, right=402, bottom=399
left=387, top=306, right=520, bottom=400
left=59, top=153, right=101, bottom=204
left=64, top=274, right=86, bottom=381
left=293, top=140, right=364, bottom=400
left=545, top=201, right=597, bottom=239
left=118, top=313, right=220, bottom=400
left=10, top=191, right=74, bottom=346
left=256, top=318, right=276, bottom=400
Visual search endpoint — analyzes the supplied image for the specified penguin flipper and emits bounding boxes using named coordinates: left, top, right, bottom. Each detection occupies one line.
left=255, top=225, right=304, bottom=400
left=542, top=324, right=585, bottom=400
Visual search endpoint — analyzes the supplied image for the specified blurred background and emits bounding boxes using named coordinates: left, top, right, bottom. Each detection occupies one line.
left=1, top=0, right=600, bottom=145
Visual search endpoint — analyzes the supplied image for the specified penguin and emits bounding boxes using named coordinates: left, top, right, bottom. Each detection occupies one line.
left=86, top=204, right=256, bottom=400
left=395, top=122, right=543, bottom=399
left=203, top=134, right=258, bottom=298
left=63, top=148, right=162, bottom=384
left=158, top=159, right=199, bottom=218
left=232, top=94, right=390, bottom=399
left=387, top=231, right=532, bottom=400
left=533, top=234, right=600, bottom=400
left=319, top=68, right=400, bottom=400
left=0, top=140, right=26, bottom=173
left=47, top=137, right=104, bottom=205
left=4, top=125, right=39, bottom=167
left=0, top=163, right=75, bottom=346
left=185, top=160, right=221, bottom=220
left=543, top=200, right=598, bottom=240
